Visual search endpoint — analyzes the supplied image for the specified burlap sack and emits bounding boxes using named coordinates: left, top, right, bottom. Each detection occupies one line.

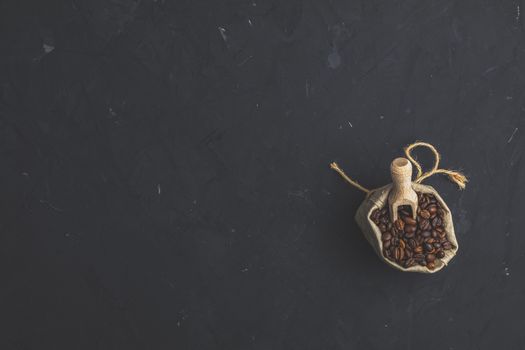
left=355, top=182, right=458, bottom=273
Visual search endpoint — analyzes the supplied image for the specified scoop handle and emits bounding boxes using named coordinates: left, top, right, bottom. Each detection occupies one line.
left=388, top=157, right=418, bottom=221
left=391, top=157, right=413, bottom=188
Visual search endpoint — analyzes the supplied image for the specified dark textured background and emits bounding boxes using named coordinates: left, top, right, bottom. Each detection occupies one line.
left=1, top=0, right=524, bottom=349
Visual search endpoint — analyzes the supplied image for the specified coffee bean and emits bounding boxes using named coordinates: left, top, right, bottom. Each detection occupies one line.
left=427, top=261, right=436, bottom=270
left=426, top=253, right=436, bottom=263
left=420, top=210, right=431, bottom=219
left=437, top=250, right=445, bottom=259
left=383, top=240, right=391, bottom=249
left=419, top=219, right=431, bottom=231
left=394, top=247, right=403, bottom=261
left=414, top=246, right=423, bottom=254
left=395, top=219, right=405, bottom=231
left=433, top=242, right=441, bottom=249
left=382, top=233, right=392, bottom=241
left=431, top=230, right=439, bottom=238
left=399, top=239, right=406, bottom=249
left=405, top=231, right=415, bottom=239
left=405, top=248, right=412, bottom=258
left=408, top=239, right=417, bottom=249
left=431, top=216, right=442, bottom=228
left=403, top=217, right=417, bottom=226
left=379, top=224, right=386, bottom=232
left=400, top=209, right=411, bottom=217
left=442, top=241, right=452, bottom=250
left=405, top=225, right=416, bottom=234
left=421, top=231, right=431, bottom=238
left=404, top=258, right=415, bottom=268
left=424, top=243, right=433, bottom=252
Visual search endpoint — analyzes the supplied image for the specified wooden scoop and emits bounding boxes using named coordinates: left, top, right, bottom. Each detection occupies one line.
left=388, top=157, right=418, bottom=222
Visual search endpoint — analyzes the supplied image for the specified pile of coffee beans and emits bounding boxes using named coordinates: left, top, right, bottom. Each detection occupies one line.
left=370, top=192, right=454, bottom=270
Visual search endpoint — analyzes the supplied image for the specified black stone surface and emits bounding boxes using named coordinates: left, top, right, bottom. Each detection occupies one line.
left=1, top=1, right=524, bottom=349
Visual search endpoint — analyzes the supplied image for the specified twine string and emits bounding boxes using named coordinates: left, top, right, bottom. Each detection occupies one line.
left=329, top=162, right=371, bottom=194
left=330, top=141, right=467, bottom=193
left=404, top=142, right=468, bottom=189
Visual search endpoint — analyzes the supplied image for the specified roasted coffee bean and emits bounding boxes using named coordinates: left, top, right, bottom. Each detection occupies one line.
left=408, top=239, right=417, bottom=249
left=379, top=224, right=386, bottom=232
left=420, top=219, right=432, bottom=231
left=383, top=240, right=391, bottom=249
left=403, top=216, right=417, bottom=226
left=405, top=231, right=415, bottom=239
left=405, top=225, right=416, bottom=234
left=431, top=230, right=439, bottom=238
left=438, top=209, right=446, bottom=218
left=426, top=253, right=436, bottom=263
left=414, top=246, right=423, bottom=254
left=395, top=219, right=405, bottom=231
left=387, top=222, right=393, bottom=231
left=404, top=259, right=415, bottom=268
left=399, top=239, right=406, bottom=249
left=442, top=241, right=452, bottom=250
left=405, top=248, right=412, bottom=258
left=394, top=247, right=402, bottom=261
left=424, top=243, right=433, bottom=252
left=431, top=216, right=442, bottom=228
left=428, top=205, right=437, bottom=215
left=437, top=250, right=446, bottom=259
left=421, top=231, right=431, bottom=238
left=427, top=261, right=436, bottom=270
left=399, top=209, right=410, bottom=216
left=433, top=242, right=441, bottom=249
left=420, top=209, right=431, bottom=219
left=382, top=233, right=392, bottom=241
